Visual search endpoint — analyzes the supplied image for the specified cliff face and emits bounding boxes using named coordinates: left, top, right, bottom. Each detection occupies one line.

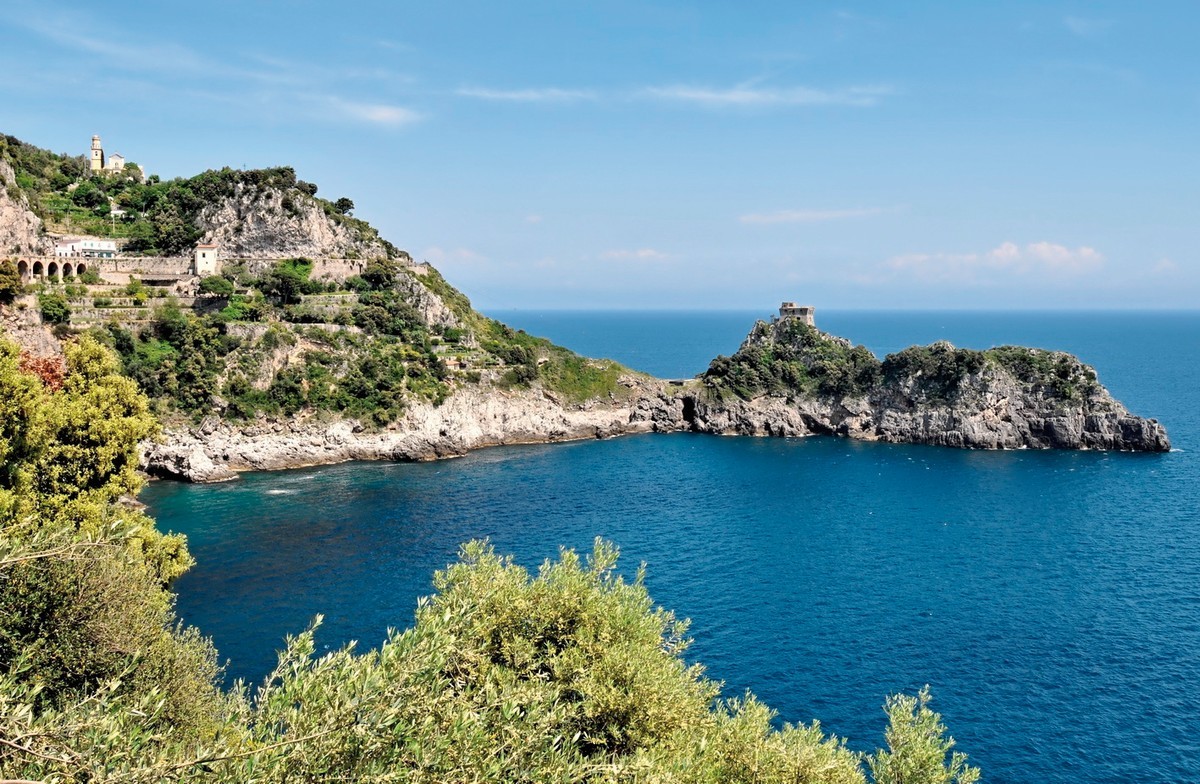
left=196, top=184, right=390, bottom=260
left=0, top=160, right=50, bottom=255
left=682, top=368, right=1169, bottom=450
left=142, top=380, right=682, bottom=482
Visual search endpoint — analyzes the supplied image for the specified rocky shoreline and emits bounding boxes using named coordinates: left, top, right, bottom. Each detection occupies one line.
left=143, top=359, right=1171, bottom=483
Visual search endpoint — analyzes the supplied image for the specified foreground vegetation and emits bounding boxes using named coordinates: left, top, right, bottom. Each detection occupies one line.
left=0, top=334, right=978, bottom=782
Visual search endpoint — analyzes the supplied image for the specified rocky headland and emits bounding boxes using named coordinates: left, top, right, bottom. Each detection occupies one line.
left=0, top=132, right=1169, bottom=483
left=142, top=317, right=1170, bottom=482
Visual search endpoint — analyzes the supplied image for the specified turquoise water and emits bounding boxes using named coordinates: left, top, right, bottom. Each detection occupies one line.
left=142, top=311, right=1200, bottom=784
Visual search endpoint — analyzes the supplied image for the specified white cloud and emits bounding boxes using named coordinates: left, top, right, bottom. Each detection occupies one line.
left=885, top=241, right=1104, bottom=282
left=1152, top=258, right=1179, bottom=274
left=739, top=207, right=885, bottom=225
left=456, top=87, right=597, bottom=102
left=525, top=214, right=543, bottom=224
left=639, top=84, right=891, bottom=108
left=600, top=248, right=671, bottom=261
left=17, top=10, right=220, bottom=76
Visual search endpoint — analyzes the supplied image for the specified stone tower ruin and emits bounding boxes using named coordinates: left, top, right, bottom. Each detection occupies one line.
left=778, top=302, right=815, bottom=326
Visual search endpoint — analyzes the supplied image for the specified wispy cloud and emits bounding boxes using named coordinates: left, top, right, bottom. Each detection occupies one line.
left=525, top=214, right=543, bottom=224
left=600, top=248, right=672, bottom=261
left=1064, top=16, right=1113, bottom=38
left=324, top=98, right=422, bottom=127
left=453, top=82, right=892, bottom=108
left=639, top=84, right=891, bottom=108
left=885, top=241, right=1104, bottom=283
left=15, top=11, right=217, bottom=75
left=1152, top=258, right=1178, bottom=274
left=739, top=207, right=886, bottom=225
left=10, top=4, right=424, bottom=130
left=456, top=86, right=597, bottom=102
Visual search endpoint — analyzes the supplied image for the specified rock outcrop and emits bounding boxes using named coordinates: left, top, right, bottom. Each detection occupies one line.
left=0, top=160, right=51, bottom=255
left=686, top=321, right=1171, bottom=452
left=0, top=296, right=61, bottom=357
left=196, top=185, right=389, bottom=260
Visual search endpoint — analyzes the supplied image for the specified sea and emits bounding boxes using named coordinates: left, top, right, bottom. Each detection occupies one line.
left=141, top=310, right=1200, bottom=784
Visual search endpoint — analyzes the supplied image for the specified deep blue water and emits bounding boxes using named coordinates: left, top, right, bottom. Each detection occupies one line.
left=141, top=310, right=1200, bottom=784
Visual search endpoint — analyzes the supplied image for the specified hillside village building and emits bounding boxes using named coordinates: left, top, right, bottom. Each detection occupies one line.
left=55, top=238, right=117, bottom=258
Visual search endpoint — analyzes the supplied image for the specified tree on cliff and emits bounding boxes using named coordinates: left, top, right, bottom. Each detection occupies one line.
left=0, top=260, right=23, bottom=304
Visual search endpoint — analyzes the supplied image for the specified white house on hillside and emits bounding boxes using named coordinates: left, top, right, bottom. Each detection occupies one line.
left=55, top=238, right=117, bottom=259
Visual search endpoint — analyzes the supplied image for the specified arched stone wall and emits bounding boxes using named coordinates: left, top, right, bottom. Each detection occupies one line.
left=62, top=262, right=74, bottom=278
left=32, top=261, right=44, bottom=276
left=47, top=261, right=59, bottom=278
left=17, top=260, right=28, bottom=279
left=76, top=262, right=87, bottom=277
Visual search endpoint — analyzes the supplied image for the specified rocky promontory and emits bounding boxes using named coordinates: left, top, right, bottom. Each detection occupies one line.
left=685, top=318, right=1170, bottom=451
left=142, top=317, right=1169, bottom=482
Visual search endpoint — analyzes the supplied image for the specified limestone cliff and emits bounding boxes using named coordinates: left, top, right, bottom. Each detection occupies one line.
left=196, top=184, right=391, bottom=260
left=0, top=160, right=50, bottom=255
left=142, top=380, right=680, bottom=482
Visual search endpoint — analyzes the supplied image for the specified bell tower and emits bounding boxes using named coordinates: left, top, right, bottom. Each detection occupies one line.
left=90, top=135, right=104, bottom=174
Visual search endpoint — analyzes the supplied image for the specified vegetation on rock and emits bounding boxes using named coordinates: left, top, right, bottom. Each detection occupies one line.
left=702, top=320, right=881, bottom=400
left=0, top=260, right=24, bottom=303
left=704, top=320, right=1104, bottom=407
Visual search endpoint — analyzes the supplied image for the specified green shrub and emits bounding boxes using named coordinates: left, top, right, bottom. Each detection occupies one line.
left=37, top=292, right=71, bottom=324
left=881, top=342, right=986, bottom=403
left=198, top=275, right=234, bottom=297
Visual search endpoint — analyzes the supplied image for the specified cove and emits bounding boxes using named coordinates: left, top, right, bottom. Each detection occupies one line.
left=142, top=311, right=1200, bottom=784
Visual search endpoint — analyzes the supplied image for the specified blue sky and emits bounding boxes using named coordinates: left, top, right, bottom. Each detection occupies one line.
left=2, top=2, right=1196, bottom=310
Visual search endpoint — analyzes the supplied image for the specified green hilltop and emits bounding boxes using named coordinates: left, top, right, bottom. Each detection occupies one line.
left=0, top=134, right=633, bottom=423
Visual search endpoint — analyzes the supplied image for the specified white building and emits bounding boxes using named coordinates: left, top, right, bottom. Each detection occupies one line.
left=194, top=244, right=220, bottom=276
left=55, top=239, right=118, bottom=259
